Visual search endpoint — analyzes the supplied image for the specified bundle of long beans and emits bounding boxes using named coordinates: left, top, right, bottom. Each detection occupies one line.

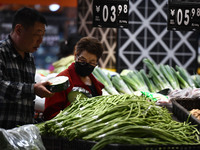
left=37, top=94, right=200, bottom=150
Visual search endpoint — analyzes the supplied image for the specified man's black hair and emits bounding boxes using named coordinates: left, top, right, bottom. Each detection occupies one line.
left=12, top=7, right=47, bottom=30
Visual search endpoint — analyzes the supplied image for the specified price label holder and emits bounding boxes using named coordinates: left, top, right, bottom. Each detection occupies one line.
left=93, top=0, right=129, bottom=28
left=168, top=1, right=200, bottom=31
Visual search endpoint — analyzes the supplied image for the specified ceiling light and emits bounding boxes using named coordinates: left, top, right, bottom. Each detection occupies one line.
left=49, top=4, right=60, bottom=12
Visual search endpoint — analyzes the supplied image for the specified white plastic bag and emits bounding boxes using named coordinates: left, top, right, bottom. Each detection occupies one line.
left=0, top=124, right=45, bottom=150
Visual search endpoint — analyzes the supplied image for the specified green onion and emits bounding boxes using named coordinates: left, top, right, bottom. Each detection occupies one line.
left=170, top=67, right=190, bottom=89
left=175, top=65, right=196, bottom=88
left=191, top=74, right=200, bottom=88
left=139, top=69, right=158, bottom=93
left=143, top=58, right=172, bottom=91
left=159, top=64, right=180, bottom=90
left=121, top=69, right=150, bottom=92
left=93, top=67, right=119, bottom=95
left=111, top=75, right=132, bottom=94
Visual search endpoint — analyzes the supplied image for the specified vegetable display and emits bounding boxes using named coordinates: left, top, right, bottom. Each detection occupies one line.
left=121, top=70, right=149, bottom=92
left=34, top=58, right=200, bottom=149
left=143, top=58, right=172, bottom=91
left=37, top=94, right=200, bottom=150
left=159, top=64, right=180, bottom=90
left=93, top=67, right=119, bottom=95
left=92, top=58, right=200, bottom=99
left=175, top=65, right=196, bottom=88
left=111, top=75, right=132, bottom=94
left=52, top=55, right=74, bottom=73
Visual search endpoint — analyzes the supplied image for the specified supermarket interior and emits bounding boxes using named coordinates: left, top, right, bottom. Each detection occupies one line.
left=1, top=0, right=200, bottom=150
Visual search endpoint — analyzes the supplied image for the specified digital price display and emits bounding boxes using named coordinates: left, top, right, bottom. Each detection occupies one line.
left=93, top=0, right=129, bottom=28
left=168, top=1, right=200, bottom=31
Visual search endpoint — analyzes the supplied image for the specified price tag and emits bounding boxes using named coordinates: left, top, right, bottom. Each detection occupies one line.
left=93, top=0, right=129, bottom=28
left=168, top=1, right=200, bottom=31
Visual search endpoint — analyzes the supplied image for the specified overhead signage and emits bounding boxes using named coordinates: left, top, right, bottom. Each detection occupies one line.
left=93, top=0, right=129, bottom=28
left=168, top=1, right=200, bottom=31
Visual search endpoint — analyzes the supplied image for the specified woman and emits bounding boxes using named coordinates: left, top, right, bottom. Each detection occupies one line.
left=43, top=37, right=104, bottom=120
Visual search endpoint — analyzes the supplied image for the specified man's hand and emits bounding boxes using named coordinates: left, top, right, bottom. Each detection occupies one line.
left=34, top=81, right=54, bottom=98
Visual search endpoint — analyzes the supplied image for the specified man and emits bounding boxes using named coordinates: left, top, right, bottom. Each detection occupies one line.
left=0, top=7, right=54, bottom=129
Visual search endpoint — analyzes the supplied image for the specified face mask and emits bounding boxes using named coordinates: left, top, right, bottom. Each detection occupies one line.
left=75, top=62, right=95, bottom=77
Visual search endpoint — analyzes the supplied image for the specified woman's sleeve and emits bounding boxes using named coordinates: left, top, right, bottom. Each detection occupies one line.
left=43, top=69, right=73, bottom=120
left=43, top=91, right=70, bottom=120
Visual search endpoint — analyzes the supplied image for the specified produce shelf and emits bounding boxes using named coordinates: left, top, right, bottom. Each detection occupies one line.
left=41, top=98, right=200, bottom=150
left=172, top=98, right=200, bottom=131
left=42, top=135, right=200, bottom=150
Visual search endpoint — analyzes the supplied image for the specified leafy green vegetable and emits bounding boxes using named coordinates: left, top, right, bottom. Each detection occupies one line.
left=170, top=67, right=190, bottom=89
left=121, top=70, right=149, bottom=92
left=111, top=75, right=132, bottom=94
left=93, top=67, right=119, bottom=95
left=139, top=69, right=158, bottom=93
left=143, top=58, right=172, bottom=91
left=159, top=64, right=180, bottom=90
left=37, top=94, right=200, bottom=150
left=176, top=65, right=196, bottom=88
left=191, top=74, right=200, bottom=88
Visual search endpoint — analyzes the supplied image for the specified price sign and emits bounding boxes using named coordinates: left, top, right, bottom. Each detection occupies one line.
left=93, top=0, right=129, bottom=28
left=168, top=1, right=200, bottom=31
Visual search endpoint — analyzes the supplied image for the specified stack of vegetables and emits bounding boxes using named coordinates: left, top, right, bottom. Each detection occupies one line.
left=52, top=55, right=74, bottom=73
left=93, top=58, right=200, bottom=95
left=92, top=67, right=119, bottom=95
left=37, top=94, right=200, bottom=150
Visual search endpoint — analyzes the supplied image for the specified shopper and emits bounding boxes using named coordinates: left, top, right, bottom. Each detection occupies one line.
left=0, top=7, right=54, bottom=129
left=43, top=37, right=104, bottom=120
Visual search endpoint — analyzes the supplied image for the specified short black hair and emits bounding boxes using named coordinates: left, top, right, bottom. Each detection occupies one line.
left=75, top=37, right=104, bottom=60
left=12, top=7, right=47, bottom=30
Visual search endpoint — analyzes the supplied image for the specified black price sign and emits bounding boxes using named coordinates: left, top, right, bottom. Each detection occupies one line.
left=168, top=1, right=200, bottom=31
left=93, top=0, right=129, bottom=28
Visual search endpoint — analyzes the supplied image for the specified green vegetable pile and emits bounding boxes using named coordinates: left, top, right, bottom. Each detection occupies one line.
left=37, top=94, right=200, bottom=150
left=53, top=55, right=74, bottom=73
left=93, top=58, right=200, bottom=95
left=93, top=67, right=119, bottom=95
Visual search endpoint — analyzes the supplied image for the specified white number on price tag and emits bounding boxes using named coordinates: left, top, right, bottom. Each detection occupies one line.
left=177, top=9, right=190, bottom=25
left=110, top=6, right=116, bottom=22
left=102, top=4, right=128, bottom=23
left=176, top=8, right=200, bottom=26
left=102, top=5, right=109, bottom=22
left=102, top=5, right=117, bottom=22
left=93, top=0, right=129, bottom=28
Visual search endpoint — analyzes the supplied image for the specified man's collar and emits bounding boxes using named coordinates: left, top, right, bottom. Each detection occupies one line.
left=7, top=35, right=32, bottom=61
